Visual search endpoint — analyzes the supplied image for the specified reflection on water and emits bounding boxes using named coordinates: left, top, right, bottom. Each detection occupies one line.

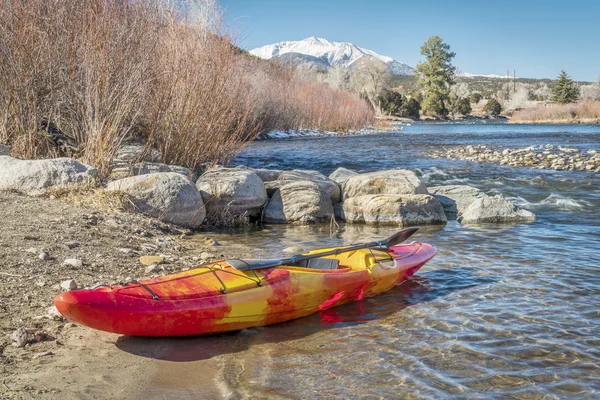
left=146, top=124, right=600, bottom=398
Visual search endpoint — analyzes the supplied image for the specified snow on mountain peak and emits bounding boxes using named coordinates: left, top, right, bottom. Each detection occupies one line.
left=249, top=37, right=414, bottom=75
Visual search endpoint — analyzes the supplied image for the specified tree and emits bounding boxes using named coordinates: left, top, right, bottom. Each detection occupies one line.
left=377, top=89, right=404, bottom=115
left=399, top=98, right=421, bottom=119
left=350, top=58, right=391, bottom=112
left=551, top=70, right=580, bottom=103
left=448, top=94, right=471, bottom=117
left=469, top=92, right=483, bottom=104
left=483, top=98, right=502, bottom=117
left=416, top=36, right=456, bottom=117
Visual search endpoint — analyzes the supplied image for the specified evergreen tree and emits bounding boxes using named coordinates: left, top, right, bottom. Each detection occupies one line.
left=377, top=89, right=404, bottom=115
left=483, top=98, right=502, bottom=117
left=551, top=70, right=580, bottom=103
left=469, top=92, right=483, bottom=104
left=399, top=98, right=421, bottom=119
left=416, top=36, right=456, bottom=117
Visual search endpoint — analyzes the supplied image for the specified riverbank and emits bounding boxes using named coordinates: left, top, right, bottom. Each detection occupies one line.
left=0, top=190, right=253, bottom=399
left=507, top=117, right=600, bottom=124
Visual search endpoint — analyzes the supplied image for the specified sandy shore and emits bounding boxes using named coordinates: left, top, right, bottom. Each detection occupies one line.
left=0, top=191, right=251, bottom=399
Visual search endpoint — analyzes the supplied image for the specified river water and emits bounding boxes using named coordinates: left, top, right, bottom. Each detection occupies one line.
left=155, top=124, right=600, bottom=398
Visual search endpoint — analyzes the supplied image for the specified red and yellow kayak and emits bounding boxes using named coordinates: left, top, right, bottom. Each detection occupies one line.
left=55, top=242, right=436, bottom=337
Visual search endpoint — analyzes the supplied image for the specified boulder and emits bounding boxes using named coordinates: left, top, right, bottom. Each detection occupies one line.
left=106, top=172, right=205, bottom=228
left=328, top=167, right=358, bottom=185
left=459, top=195, right=537, bottom=224
left=113, top=143, right=160, bottom=164
left=342, top=194, right=447, bottom=226
left=0, top=156, right=97, bottom=194
left=264, top=181, right=333, bottom=224
left=0, top=144, right=10, bottom=156
left=428, top=185, right=489, bottom=218
left=110, top=162, right=190, bottom=181
left=196, top=168, right=267, bottom=218
left=342, top=169, right=428, bottom=200
left=278, top=170, right=327, bottom=181
left=245, top=168, right=285, bottom=182
left=264, top=179, right=341, bottom=204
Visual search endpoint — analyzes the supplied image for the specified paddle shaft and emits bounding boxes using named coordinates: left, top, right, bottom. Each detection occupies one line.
left=234, top=227, right=419, bottom=271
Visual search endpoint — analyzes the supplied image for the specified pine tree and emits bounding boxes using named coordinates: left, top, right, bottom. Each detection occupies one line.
left=551, top=70, right=580, bottom=103
left=483, top=98, right=502, bottom=117
left=416, top=36, right=456, bottom=117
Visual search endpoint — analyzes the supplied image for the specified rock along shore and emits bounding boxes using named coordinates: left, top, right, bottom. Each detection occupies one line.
left=0, top=140, right=537, bottom=229
left=424, top=144, right=600, bottom=173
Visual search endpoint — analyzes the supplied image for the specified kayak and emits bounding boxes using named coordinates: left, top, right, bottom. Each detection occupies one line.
left=54, top=242, right=436, bottom=337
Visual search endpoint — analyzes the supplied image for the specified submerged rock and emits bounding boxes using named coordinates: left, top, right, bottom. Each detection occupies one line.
left=342, top=169, right=428, bottom=200
left=460, top=195, right=536, bottom=224
left=0, top=156, right=96, bottom=194
left=428, top=185, right=489, bottom=218
left=264, top=181, right=333, bottom=224
left=342, top=194, right=447, bottom=226
left=196, top=168, right=267, bottom=218
left=107, top=172, right=205, bottom=228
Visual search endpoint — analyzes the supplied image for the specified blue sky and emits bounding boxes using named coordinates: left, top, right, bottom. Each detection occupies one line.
left=220, top=0, right=599, bottom=82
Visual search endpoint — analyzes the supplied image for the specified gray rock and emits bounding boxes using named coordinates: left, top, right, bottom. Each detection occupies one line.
left=38, top=252, right=51, bottom=261
left=278, top=170, right=327, bottom=181
left=328, top=167, right=358, bottom=185
left=460, top=195, right=537, bottom=224
left=333, top=202, right=346, bottom=221
left=0, top=156, right=97, bottom=194
left=0, top=144, right=10, bottom=156
left=342, top=169, right=428, bottom=200
left=11, top=327, right=29, bottom=348
left=113, top=143, right=160, bottom=164
left=428, top=185, right=489, bottom=218
left=264, top=179, right=341, bottom=204
left=200, top=251, right=217, bottom=260
left=196, top=168, right=267, bottom=218
left=62, top=258, right=83, bottom=268
left=145, top=264, right=162, bottom=274
left=106, top=172, right=205, bottom=228
left=110, top=162, right=190, bottom=181
left=264, top=181, right=334, bottom=224
left=342, top=194, right=447, bottom=226
left=60, top=279, right=77, bottom=291
left=244, top=168, right=285, bottom=182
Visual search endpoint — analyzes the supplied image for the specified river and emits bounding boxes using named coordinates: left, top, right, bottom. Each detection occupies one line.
left=153, top=123, right=600, bottom=398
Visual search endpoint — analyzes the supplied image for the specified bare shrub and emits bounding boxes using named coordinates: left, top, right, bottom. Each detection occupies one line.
left=0, top=0, right=374, bottom=178
left=511, top=100, right=600, bottom=122
left=244, top=58, right=374, bottom=133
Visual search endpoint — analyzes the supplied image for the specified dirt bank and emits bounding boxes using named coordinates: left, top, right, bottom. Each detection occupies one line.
left=0, top=191, right=251, bottom=399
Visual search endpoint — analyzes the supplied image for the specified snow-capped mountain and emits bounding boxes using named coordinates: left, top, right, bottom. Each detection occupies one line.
left=250, top=37, right=414, bottom=76
left=459, top=72, right=511, bottom=79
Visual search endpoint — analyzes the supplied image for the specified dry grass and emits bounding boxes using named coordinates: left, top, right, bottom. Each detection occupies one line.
left=0, top=0, right=374, bottom=178
left=511, top=100, right=600, bottom=123
left=39, top=184, right=139, bottom=213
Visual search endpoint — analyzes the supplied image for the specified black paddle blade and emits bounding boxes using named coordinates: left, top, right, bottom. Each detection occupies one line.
left=383, top=227, right=420, bottom=248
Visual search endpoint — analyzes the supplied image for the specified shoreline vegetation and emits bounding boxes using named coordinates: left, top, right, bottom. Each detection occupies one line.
left=508, top=100, right=600, bottom=124
left=0, top=0, right=373, bottom=179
